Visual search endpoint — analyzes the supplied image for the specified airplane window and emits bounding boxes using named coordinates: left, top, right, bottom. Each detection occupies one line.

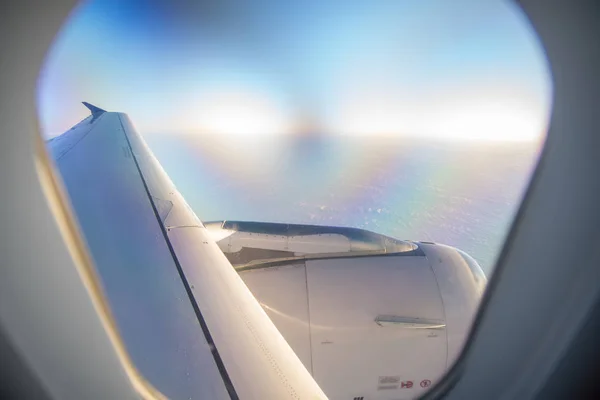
left=37, top=0, right=551, bottom=399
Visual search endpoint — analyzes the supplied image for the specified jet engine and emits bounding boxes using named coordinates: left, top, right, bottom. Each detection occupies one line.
left=206, top=220, right=486, bottom=400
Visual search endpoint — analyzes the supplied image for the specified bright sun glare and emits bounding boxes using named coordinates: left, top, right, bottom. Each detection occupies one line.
left=191, top=90, right=293, bottom=136
left=424, top=102, right=546, bottom=142
left=188, top=92, right=546, bottom=142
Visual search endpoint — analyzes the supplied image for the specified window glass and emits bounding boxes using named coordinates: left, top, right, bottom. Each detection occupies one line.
left=39, top=0, right=551, bottom=398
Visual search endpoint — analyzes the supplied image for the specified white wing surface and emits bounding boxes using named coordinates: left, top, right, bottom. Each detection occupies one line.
left=47, top=103, right=327, bottom=400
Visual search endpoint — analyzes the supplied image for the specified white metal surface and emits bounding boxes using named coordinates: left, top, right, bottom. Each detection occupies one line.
left=240, top=264, right=313, bottom=370
left=239, top=250, right=483, bottom=400
left=419, top=244, right=485, bottom=368
left=289, top=234, right=352, bottom=254
left=307, top=256, right=447, bottom=400
left=121, top=113, right=328, bottom=400
left=170, top=226, right=326, bottom=399
left=40, top=108, right=329, bottom=399
left=48, top=112, right=229, bottom=399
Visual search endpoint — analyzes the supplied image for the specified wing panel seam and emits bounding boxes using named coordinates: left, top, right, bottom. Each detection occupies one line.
left=304, top=261, right=314, bottom=375
left=117, top=115, right=239, bottom=400
left=423, top=253, right=450, bottom=370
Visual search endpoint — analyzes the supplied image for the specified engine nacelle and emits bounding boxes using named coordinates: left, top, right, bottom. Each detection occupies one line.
left=206, top=220, right=486, bottom=400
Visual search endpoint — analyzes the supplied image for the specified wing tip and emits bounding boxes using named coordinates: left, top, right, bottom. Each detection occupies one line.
left=82, top=102, right=107, bottom=119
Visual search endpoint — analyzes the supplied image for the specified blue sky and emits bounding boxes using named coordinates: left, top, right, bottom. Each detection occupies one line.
left=38, top=0, right=552, bottom=141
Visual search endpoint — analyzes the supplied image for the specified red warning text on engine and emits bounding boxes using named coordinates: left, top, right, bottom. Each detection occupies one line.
left=400, top=381, right=413, bottom=389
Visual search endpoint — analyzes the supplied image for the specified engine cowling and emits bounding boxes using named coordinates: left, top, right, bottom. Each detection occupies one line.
left=206, top=220, right=486, bottom=400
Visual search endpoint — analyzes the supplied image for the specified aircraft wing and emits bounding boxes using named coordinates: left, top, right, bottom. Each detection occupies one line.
left=46, top=103, right=328, bottom=400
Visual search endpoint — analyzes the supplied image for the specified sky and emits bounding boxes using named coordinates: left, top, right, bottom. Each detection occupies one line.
left=38, top=0, right=552, bottom=142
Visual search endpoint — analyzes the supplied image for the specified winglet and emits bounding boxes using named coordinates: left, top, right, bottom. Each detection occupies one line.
left=82, top=102, right=106, bottom=120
